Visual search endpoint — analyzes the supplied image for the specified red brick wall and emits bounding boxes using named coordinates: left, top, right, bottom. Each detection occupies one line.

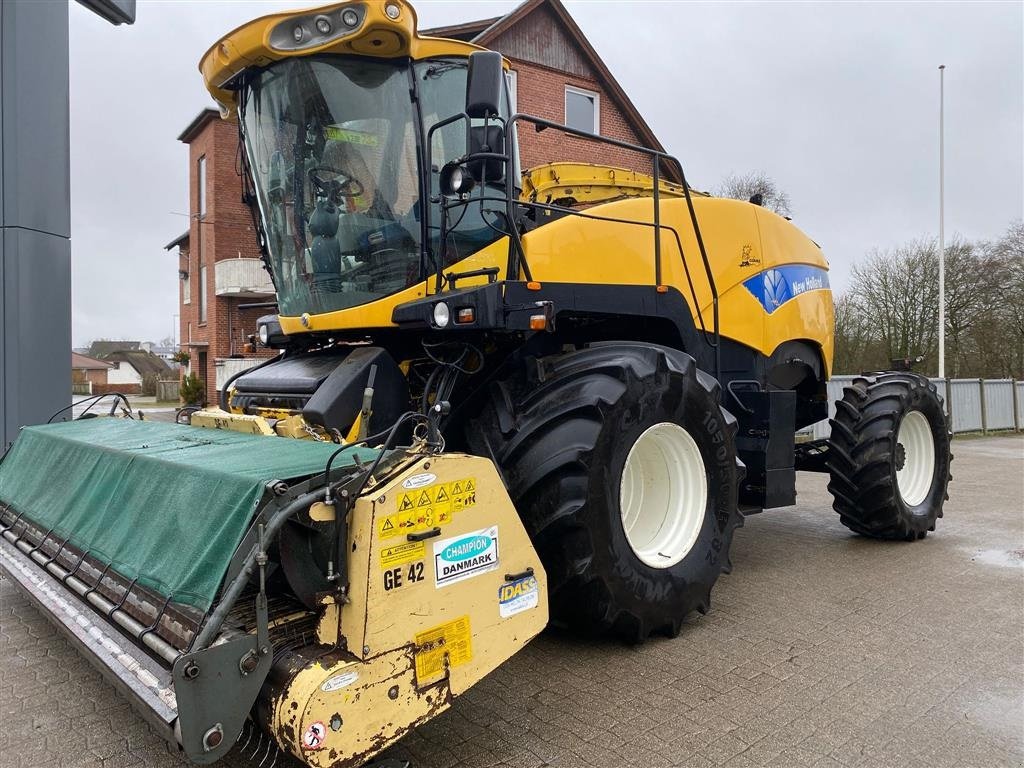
left=510, top=59, right=655, bottom=176
left=179, top=117, right=272, bottom=397
left=93, top=382, right=141, bottom=396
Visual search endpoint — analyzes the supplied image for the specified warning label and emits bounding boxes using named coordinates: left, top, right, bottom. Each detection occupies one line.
left=378, top=477, right=477, bottom=539
left=414, top=615, right=473, bottom=683
left=380, top=541, right=425, bottom=570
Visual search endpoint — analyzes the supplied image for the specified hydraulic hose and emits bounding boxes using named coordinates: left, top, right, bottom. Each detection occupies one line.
left=219, top=352, right=285, bottom=412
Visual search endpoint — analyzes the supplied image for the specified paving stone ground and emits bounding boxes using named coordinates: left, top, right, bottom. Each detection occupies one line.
left=2, top=436, right=1021, bottom=768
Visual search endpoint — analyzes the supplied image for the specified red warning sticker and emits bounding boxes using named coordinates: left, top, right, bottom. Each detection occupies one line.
left=302, top=721, right=326, bottom=751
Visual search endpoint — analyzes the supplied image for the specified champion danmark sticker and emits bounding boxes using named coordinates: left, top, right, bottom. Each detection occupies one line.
left=433, top=526, right=498, bottom=588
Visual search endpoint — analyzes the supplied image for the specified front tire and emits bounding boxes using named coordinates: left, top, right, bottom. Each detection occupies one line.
left=468, top=343, right=742, bottom=642
left=826, top=372, right=952, bottom=540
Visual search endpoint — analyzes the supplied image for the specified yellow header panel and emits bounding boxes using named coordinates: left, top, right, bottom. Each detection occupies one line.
left=200, top=0, right=492, bottom=117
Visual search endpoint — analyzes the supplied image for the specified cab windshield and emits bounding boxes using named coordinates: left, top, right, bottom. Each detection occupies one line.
left=240, top=56, right=511, bottom=318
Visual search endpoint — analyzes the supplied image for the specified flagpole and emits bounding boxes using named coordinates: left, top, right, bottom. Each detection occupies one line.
left=938, top=64, right=946, bottom=381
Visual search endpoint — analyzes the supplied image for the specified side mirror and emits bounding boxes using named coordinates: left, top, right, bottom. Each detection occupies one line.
left=466, top=51, right=504, bottom=119
left=467, top=125, right=504, bottom=183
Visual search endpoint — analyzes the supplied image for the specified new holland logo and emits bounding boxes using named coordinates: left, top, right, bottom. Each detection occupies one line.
left=433, top=526, right=499, bottom=588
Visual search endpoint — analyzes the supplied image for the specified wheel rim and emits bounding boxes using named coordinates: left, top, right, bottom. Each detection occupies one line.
left=619, top=422, right=708, bottom=569
left=895, top=410, right=936, bottom=507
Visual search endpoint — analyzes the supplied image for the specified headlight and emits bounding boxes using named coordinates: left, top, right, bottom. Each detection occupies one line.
left=439, top=162, right=476, bottom=196
left=258, top=324, right=270, bottom=345
left=433, top=302, right=450, bottom=328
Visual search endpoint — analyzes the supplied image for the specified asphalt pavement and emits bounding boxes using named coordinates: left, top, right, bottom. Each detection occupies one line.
left=2, top=436, right=1022, bottom=768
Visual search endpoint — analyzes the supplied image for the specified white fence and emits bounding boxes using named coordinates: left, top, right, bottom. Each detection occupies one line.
left=806, top=376, right=1023, bottom=440
left=215, top=358, right=264, bottom=393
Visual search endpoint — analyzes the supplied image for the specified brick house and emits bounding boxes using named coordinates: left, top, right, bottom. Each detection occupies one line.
left=71, top=352, right=112, bottom=394
left=166, top=0, right=671, bottom=400
left=423, top=0, right=675, bottom=179
left=166, top=111, right=277, bottom=404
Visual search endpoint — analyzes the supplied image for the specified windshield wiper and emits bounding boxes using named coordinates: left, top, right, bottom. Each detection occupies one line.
left=422, top=62, right=465, bottom=80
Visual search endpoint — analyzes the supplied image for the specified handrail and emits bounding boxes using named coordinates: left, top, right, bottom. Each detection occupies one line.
left=501, top=113, right=721, bottom=378
left=465, top=193, right=716, bottom=350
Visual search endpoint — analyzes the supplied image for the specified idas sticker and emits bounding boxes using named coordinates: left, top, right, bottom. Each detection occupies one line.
left=498, top=573, right=540, bottom=618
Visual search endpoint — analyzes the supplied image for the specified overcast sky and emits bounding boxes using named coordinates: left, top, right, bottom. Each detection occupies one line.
left=69, top=0, right=1023, bottom=347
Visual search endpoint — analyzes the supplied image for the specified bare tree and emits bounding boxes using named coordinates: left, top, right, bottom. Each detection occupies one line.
left=716, top=172, right=792, bottom=217
left=975, top=220, right=1024, bottom=377
left=833, top=292, right=884, bottom=373
left=832, top=222, right=1024, bottom=378
left=849, top=240, right=939, bottom=367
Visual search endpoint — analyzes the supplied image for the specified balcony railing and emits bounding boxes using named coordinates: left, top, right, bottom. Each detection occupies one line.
left=214, top=258, right=275, bottom=298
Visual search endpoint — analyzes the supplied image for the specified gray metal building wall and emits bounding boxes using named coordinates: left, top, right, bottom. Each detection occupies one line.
left=1, top=0, right=72, bottom=451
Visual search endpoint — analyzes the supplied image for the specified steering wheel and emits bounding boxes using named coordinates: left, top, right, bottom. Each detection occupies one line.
left=309, top=165, right=365, bottom=204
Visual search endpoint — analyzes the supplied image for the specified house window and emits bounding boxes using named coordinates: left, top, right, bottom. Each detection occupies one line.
left=198, top=155, right=207, bottom=218
left=182, top=272, right=191, bottom=305
left=565, top=86, right=599, bottom=134
left=506, top=69, right=518, bottom=113
left=199, top=264, right=207, bottom=323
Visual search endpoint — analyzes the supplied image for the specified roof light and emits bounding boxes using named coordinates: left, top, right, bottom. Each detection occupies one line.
left=292, top=24, right=304, bottom=43
left=433, top=302, right=451, bottom=328
left=342, top=8, right=359, bottom=27
left=315, top=15, right=332, bottom=34
left=385, top=3, right=401, bottom=19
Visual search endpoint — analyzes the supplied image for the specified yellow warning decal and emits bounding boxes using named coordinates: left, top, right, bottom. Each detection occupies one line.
left=380, top=541, right=425, bottom=570
left=323, top=126, right=379, bottom=146
left=414, top=615, right=472, bottom=683
left=379, top=478, right=477, bottom=539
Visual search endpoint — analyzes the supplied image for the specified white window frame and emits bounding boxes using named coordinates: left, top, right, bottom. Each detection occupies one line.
left=564, top=85, right=600, bottom=135
left=198, top=155, right=207, bottom=218
left=198, top=263, right=207, bottom=324
left=506, top=69, right=518, bottom=114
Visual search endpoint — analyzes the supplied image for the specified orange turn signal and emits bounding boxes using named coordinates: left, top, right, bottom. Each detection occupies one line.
left=526, top=281, right=542, bottom=291
left=456, top=307, right=475, bottom=324
left=529, top=314, right=547, bottom=330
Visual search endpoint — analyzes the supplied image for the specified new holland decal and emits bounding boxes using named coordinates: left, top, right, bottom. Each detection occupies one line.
left=743, top=265, right=830, bottom=314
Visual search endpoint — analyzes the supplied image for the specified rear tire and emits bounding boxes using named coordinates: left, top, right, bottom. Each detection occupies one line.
left=826, top=372, right=952, bottom=540
left=468, top=343, right=742, bottom=642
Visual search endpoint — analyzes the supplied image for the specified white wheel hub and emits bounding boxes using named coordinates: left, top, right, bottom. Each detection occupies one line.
left=896, top=410, right=936, bottom=507
left=619, top=422, right=708, bottom=569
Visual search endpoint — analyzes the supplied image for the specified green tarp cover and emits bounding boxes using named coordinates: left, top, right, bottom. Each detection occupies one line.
left=0, top=419, right=379, bottom=610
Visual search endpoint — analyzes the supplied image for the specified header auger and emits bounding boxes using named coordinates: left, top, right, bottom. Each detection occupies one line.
left=0, top=1, right=951, bottom=766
